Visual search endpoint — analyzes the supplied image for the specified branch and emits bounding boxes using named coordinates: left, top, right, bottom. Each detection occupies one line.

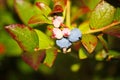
left=82, top=21, right=120, bottom=34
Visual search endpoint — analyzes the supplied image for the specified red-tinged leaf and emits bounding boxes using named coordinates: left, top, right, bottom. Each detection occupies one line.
left=28, top=14, right=52, bottom=24
left=81, top=34, right=98, bottom=53
left=36, top=2, right=51, bottom=16
left=43, top=48, right=57, bottom=67
left=103, top=25, right=120, bottom=38
left=50, top=0, right=67, bottom=14
left=50, top=5, right=63, bottom=14
left=5, top=24, right=39, bottom=53
left=22, top=50, right=45, bottom=70
left=0, top=43, right=5, bottom=54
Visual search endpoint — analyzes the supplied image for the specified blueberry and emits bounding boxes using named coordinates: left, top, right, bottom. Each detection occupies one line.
left=56, top=38, right=72, bottom=48
left=68, top=28, right=82, bottom=42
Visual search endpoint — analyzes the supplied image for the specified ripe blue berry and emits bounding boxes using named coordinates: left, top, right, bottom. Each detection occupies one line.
left=68, top=28, right=82, bottom=42
left=56, top=38, right=72, bottom=49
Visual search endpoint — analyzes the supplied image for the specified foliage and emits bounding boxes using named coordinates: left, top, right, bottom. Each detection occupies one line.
left=0, top=0, right=120, bottom=72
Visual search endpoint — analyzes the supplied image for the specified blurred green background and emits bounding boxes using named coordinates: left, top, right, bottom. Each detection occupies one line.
left=0, top=0, right=120, bottom=80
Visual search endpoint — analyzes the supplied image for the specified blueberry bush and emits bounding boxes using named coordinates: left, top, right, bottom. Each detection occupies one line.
left=0, top=0, right=120, bottom=80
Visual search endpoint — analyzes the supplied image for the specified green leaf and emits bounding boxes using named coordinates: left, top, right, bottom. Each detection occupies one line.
left=83, top=0, right=100, bottom=10
left=34, top=29, right=53, bottom=50
left=36, top=2, right=51, bottom=16
left=108, top=50, right=120, bottom=59
left=81, top=34, right=98, bottom=53
left=14, top=0, right=40, bottom=25
left=79, top=47, right=88, bottom=59
left=0, top=10, right=16, bottom=29
left=22, top=50, right=45, bottom=70
left=114, top=8, right=120, bottom=21
left=5, top=24, right=39, bottom=53
left=28, top=14, right=52, bottom=24
left=103, top=25, right=120, bottom=38
left=79, top=21, right=91, bottom=34
left=43, top=48, right=57, bottom=67
left=0, top=29, right=22, bottom=56
left=90, top=1, right=116, bottom=29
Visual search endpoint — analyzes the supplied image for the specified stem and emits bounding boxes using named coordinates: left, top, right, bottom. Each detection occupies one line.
left=82, top=21, right=120, bottom=34
left=66, top=0, right=71, bottom=27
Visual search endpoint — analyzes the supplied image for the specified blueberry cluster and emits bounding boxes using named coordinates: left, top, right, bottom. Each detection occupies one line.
left=52, top=16, right=82, bottom=52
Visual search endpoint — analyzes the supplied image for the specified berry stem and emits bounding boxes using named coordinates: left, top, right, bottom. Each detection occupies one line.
left=66, top=0, right=71, bottom=28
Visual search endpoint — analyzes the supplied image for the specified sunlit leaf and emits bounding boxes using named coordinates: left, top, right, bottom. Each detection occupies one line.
left=28, top=14, right=52, bottom=24
left=36, top=2, right=51, bottom=16
left=90, top=1, right=115, bottom=29
left=14, top=0, right=40, bottom=25
left=103, top=24, right=120, bottom=38
left=79, top=47, right=88, bottom=59
left=22, top=50, right=45, bottom=70
left=81, top=34, right=98, bottom=53
left=79, top=21, right=91, bottom=34
left=43, top=48, right=57, bottom=67
left=5, top=24, right=39, bottom=53
left=34, top=29, right=53, bottom=50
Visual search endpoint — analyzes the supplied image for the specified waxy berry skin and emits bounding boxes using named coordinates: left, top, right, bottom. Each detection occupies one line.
left=56, top=38, right=72, bottom=49
left=68, top=28, right=82, bottom=42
